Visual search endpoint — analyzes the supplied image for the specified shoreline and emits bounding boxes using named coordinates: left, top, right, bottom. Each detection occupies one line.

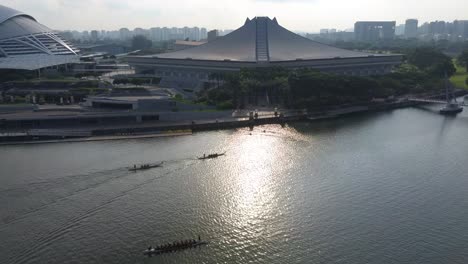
left=0, top=100, right=421, bottom=145
left=0, top=131, right=193, bottom=146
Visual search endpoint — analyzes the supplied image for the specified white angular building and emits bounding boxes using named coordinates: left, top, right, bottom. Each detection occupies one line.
left=0, top=4, right=79, bottom=70
left=127, top=17, right=402, bottom=89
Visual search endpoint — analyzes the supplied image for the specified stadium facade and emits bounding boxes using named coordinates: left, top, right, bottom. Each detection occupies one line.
left=127, top=17, right=402, bottom=89
left=0, top=5, right=79, bottom=70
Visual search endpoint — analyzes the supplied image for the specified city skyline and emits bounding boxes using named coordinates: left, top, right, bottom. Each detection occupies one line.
left=1, top=0, right=468, bottom=32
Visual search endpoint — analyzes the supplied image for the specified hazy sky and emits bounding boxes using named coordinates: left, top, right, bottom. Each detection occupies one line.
left=1, top=0, right=467, bottom=32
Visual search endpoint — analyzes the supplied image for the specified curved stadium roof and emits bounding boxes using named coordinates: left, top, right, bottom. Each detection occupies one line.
left=0, top=4, right=79, bottom=70
left=152, top=17, right=380, bottom=62
left=0, top=4, right=35, bottom=24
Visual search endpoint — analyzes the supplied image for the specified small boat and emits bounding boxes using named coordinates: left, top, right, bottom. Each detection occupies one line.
left=439, top=74, right=464, bottom=115
left=197, top=152, right=226, bottom=160
left=129, top=162, right=163, bottom=171
left=143, top=239, right=208, bottom=256
left=440, top=102, right=463, bottom=115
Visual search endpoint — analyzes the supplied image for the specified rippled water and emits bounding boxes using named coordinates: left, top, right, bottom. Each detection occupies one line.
left=2, top=105, right=468, bottom=264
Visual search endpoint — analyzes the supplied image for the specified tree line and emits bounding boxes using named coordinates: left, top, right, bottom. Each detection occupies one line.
left=197, top=47, right=464, bottom=109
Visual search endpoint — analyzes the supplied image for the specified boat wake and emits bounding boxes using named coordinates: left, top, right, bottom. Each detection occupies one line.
left=8, top=164, right=192, bottom=264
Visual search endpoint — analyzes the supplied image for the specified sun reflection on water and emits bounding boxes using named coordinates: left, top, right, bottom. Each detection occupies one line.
left=220, top=125, right=304, bottom=246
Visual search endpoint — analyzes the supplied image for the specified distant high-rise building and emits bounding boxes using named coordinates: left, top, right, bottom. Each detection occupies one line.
left=71, top=30, right=81, bottom=40
left=82, top=31, right=90, bottom=40
left=190, top=27, right=200, bottom=41
left=161, top=27, right=170, bottom=41
left=170, top=27, right=183, bottom=40
left=150, top=27, right=162, bottom=41
left=134, top=28, right=148, bottom=37
left=320, top=29, right=329, bottom=34
left=395, top=24, right=405, bottom=36
left=419, top=22, right=429, bottom=35
left=429, top=21, right=446, bottom=35
left=405, top=19, right=418, bottom=38
left=207, top=30, right=219, bottom=42
left=200, top=28, right=207, bottom=40
left=453, top=20, right=468, bottom=39
left=91, top=30, right=98, bottom=42
left=182, top=27, right=190, bottom=40
left=119, top=28, right=131, bottom=40
left=354, top=21, right=396, bottom=42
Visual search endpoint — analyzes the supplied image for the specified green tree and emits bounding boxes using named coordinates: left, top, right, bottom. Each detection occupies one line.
left=457, top=49, right=468, bottom=72
left=131, top=35, right=152, bottom=50
left=407, top=47, right=456, bottom=77
left=427, top=59, right=456, bottom=77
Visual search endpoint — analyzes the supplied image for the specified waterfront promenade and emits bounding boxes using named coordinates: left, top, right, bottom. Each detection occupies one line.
left=0, top=100, right=418, bottom=145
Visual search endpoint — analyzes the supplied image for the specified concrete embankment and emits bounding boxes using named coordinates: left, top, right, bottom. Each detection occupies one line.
left=0, top=100, right=431, bottom=145
left=0, top=115, right=303, bottom=145
left=92, top=115, right=304, bottom=136
left=0, top=130, right=192, bottom=145
left=308, top=100, right=417, bottom=121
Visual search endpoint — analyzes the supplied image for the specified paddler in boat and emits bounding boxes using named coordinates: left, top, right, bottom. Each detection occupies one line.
left=198, top=235, right=201, bottom=241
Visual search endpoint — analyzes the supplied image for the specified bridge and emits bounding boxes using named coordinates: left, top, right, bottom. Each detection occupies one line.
left=408, top=98, right=467, bottom=106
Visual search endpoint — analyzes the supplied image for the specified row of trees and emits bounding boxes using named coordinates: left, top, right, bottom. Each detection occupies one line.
left=197, top=47, right=457, bottom=109
left=333, top=39, right=468, bottom=54
left=457, top=49, right=468, bottom=72
left=406, top=47, right=456, bottom=77
left=288, top=65, right=444, bottom=108
left=456, top=49, right=468, bottom=87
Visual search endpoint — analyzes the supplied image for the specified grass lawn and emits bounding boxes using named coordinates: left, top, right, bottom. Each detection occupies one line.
left=450, top=60, right=468, bottom=89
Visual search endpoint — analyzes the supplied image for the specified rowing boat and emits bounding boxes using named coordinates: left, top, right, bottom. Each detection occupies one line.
left=144, top=240, right=208, bottom=256
left=129, top=162, right=163, bottom=171
left=197, top=152, right=226, bottom=160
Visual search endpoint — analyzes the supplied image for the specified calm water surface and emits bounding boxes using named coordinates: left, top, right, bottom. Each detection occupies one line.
left=1, top=105, right=468, bottom=264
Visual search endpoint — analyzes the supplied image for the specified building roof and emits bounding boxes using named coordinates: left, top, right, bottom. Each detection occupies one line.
left=0, top=4, right=35, bottom=25
left=0, top=4, right=79, bottom=70
left=146, top=17, right=382, bottom=63
left=0, top=5, right=50, bottom=40
left=174, top=40, right=206, bottom=46
left=0, top=15, right=53, bottom=41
